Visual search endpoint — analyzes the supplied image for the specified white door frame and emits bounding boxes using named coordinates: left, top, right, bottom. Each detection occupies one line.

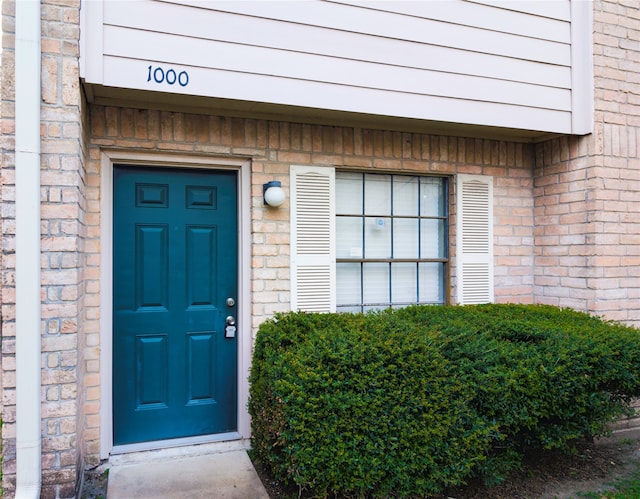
left=99, top=150, right=252, bottom=458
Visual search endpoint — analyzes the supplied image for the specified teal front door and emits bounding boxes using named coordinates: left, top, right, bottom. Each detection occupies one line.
left=113, top=165, right=238, bottom=445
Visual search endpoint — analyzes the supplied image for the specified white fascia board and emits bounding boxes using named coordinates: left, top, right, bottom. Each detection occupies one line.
left=570, top=0, right=594, bottom=135
left=79, top=0, right=104, bottom=82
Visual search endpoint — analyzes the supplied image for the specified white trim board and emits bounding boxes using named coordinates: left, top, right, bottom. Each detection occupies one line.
left=99, top=150, right=252, bottom=459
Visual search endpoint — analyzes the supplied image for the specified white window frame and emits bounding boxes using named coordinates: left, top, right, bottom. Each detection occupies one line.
left=334, top=171, right=449, bottom=312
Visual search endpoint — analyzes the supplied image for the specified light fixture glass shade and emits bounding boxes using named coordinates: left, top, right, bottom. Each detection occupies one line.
left=263, top=181, right=286, bottom=207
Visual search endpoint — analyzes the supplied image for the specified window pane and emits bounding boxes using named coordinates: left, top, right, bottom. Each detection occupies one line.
left=364, top=217, right=391, bottom=258
left=420, top=219, right=446, bottom=258
left=363, top=263, right=389, bottom=306
left=336, top=172, right=362, bottom=215
left=392, top=263, right=417, bottom=304
left=393, top=218, right=419, bottom=258
left=364, top=305, right=383, bottom=312
left=419, top=263, right=445, bottom=303
left=337, top=262, right=361, bottom=307
left=337, top=305, right=363, bottom=313
left=393, top=176, right=418, bottom=216
left=421, top=177, right=446, bottom=216
left=335, top=172, right=447, bottom=311
left=336, top=217, right=363, bottom=258
left=364, top=174, right=391, bottom=215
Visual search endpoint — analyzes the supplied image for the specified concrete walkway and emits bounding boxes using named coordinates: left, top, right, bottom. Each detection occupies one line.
left=106, top=441, right=269, bottom=499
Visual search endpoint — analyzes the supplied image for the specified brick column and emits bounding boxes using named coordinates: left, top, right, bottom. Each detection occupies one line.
left=40, top=0, right=86, bottom=496
left=0, top=1, right=17, bottom=496
left=534, top=0, right=640, bottom=327
left=2, top=0, right=86, bottom=497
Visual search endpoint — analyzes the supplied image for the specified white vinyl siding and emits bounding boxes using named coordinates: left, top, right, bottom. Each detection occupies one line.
left=80, top=0, right=591, bottom=136
left=456, top=174, right=494, bottom=305
left=290, top=165, right=336, bottom=313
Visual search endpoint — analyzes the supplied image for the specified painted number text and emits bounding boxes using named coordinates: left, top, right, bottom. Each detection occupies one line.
left=147, top=65, right=189, bottom=87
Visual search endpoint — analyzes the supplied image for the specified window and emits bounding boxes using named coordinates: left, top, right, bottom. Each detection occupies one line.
left=335, top=172, right=448, bottom=312
left=290, top=165, right=492, bottom=313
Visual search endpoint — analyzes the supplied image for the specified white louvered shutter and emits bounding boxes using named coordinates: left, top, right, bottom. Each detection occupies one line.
left=456, top=174, right=494, bottom=304
left=290, top=165, right=336, bottom=312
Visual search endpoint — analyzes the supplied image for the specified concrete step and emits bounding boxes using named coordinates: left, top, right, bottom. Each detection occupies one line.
left=106, top=442, right=269, bottom=499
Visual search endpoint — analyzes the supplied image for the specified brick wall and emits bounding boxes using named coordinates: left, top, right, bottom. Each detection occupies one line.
left=41, top=0, right=86, bottom=495
left=533, top=0, right=640, bottom=327
left=89, top=108, right=537, bottom=313
left=590, top=0, right=640, bottom=325
left=533, top=137, right=598, bottom=311
left=1, top=0, right=86, bottom=497
left=0, top=0, right=16, bottom=495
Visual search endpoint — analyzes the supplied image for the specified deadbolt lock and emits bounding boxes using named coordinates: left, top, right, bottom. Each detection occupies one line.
left=225, top=315, right=236, bottom=338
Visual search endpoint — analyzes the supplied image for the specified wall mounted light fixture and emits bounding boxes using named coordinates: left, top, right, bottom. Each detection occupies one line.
left=263, top=181, right=286, bottom=207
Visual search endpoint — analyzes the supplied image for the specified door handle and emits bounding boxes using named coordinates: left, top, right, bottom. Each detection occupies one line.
left=225, top=315, right=236, bottom=338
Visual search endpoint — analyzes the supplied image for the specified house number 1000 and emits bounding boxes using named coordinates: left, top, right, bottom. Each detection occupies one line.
left=147, top=65, right=189, bottom=87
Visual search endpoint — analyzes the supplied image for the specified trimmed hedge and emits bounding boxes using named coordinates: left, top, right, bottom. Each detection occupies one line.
left=249, top=305, right=640, bottom=497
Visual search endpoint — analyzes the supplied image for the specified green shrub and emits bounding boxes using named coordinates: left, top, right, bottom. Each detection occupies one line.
left=395, top=305, right=640, bottom=451
left=249, top=305, right=640, bottom=497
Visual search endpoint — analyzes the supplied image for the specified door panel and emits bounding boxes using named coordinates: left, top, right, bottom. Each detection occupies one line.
left=113, top=166, right=238, bottom=445
left=186, top=226, right=217, bottom=306
left=135, top=225, right=168, bottom=309
left=136, top=334, right=168, bottom=408
left=186, top=332, right=216, bottom=402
